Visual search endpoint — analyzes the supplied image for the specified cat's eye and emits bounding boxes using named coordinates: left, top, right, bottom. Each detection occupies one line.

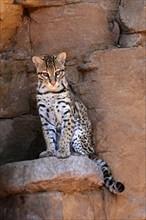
left=42, top=72, right=48, bottom=78
left=55, top=70, right=61, bottom=76
left=55, top=70, right=64, bottom=77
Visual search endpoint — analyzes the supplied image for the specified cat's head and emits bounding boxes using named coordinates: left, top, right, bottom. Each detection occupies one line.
left=32, top=52, right=67, bottom=92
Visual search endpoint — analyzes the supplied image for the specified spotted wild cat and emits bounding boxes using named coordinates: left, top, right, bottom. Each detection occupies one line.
left=32, top=52, right=125, bottom=194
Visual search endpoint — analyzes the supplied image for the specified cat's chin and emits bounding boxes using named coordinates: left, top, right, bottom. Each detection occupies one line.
left=46, top=83, right=58, bottom=91
left=46, top=84, right=63, bottom=93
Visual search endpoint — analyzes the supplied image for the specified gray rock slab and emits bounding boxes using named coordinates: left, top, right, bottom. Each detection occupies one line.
left=0, top=156, right=103, bottom=198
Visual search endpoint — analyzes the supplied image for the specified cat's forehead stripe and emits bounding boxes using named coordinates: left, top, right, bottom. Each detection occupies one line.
left=41, top=55, right=57, bottom=69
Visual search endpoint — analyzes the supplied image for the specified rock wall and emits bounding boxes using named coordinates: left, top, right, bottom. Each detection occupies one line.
left=0, top=0, right=145, bottom=219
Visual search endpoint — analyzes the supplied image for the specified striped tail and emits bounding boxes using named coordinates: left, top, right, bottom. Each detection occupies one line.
left=89, top=154, right=125, bottom=193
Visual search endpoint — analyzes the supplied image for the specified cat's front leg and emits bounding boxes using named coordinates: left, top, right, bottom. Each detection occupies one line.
left=39, top=129, right=56, bottom=158
left=56, top=117, right=74, bottom=158
left=39, top=114, right=57, bottom=158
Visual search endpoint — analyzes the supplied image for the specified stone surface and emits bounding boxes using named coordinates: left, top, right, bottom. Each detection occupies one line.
left=15, top=0, right=86, bottom=7
left=13, top=16, right=32, bottom=53
left=118, top=0, right=146, bottom=33
left=77, top=47, right=145, bottom=220
left=0, top=191, right=106, bottom=220
left=0, top=0, right=23, bottom=51
left=0, top=58, right=38, bottom=118
left=119, top=33, right=146, bottom=47
left=0, top=156, right=103, bottom=198
left=29, top=3, right=114, bottom=59
left=0, top=116, right=45, bottom=166
left=109, top=20, right=120, bottom=45
left=15, top=0, right=120, bottom=21
left=15, top=0, right=81, bottom=7
left=0, top=60, right=30, bottom=118
left=98, top=0, right=121, bottom=21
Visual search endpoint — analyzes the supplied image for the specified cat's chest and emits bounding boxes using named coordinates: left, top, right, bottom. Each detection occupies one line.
left=37, top=92, right=73, bottom=124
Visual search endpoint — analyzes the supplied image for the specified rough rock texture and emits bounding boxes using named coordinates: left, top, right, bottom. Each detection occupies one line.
left=0, top=156, right=103, bottom=197
left=118, top=0, right=146, bottom=47
left=77, top=47, right=145, bottom=220
left=0, top=60, right=30, bottom=118
left=118, top=0, right=145, bottom=33
left=0, top=59, right=38, bottom=118
left=0, top=0, right=23, bottom=51
left=119, top=33, right=146, bottom=47
left=8, top=1, right=115, bottom=60
left=15, top=0, right=121, bottom=21
left=29, top=2, right=114, bottom=59
left=0, top=157, right=105, bottom=220
left=0, top=191, right=106, bottom=220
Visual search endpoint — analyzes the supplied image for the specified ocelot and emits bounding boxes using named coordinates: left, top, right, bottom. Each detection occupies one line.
left=32, top=52, right=125, bottom=194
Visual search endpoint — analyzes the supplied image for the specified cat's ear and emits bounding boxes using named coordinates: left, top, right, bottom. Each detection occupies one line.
left=57, top=52, right=66, bottom=64
left=32, top=56, right=44, bottom=67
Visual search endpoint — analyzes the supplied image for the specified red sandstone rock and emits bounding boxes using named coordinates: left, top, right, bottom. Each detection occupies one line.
left=77, top=47, right=145, bottom=220
left=29, top=3, right=114, bottom=59
left=0, top=191, right=106, bottom=220
left=0, top=0, right=23, bottom=51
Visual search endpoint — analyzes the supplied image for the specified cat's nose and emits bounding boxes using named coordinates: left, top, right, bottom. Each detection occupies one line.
left=51, top=81, right=56, bottom=86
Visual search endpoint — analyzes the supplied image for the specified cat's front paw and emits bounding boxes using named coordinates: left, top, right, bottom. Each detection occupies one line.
left=56, top=148, right=71, bottom=158
left=39, top=150, right=54, bottom=158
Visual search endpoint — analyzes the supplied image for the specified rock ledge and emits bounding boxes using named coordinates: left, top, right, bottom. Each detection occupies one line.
left=0, top=156, right=103, bottom=198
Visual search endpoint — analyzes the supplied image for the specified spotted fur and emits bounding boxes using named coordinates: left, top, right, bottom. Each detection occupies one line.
left=32, top=52, right=125, bottom=194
